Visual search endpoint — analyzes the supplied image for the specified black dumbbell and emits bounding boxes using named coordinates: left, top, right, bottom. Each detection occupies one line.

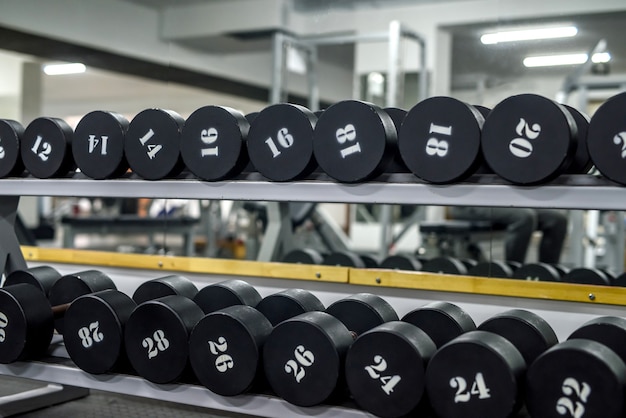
left=125, top=108, right=185, bottom=180
left=513, top=262, right=562, bottom=282
left=64, top=289, right=136, bottom=374
left=358, top=253, right=381, bottom=268
left=344, top=301, right=475, bottom=417
left=468, top=261, right=514, bottom=279
left=124, top=295, right=204, bottom=384
left=0, top=119, right=25, bottom=178
left=132, top=274, right=198, bottom=304
left=263, top=293, right=398, bottom=407
left=613, top=272, right=626, bottom=287
left=526, top=316, right=626, bottom=418
left=181, top=105, right=249, bottom=181
left=587, top=91, right=626, bottom=185
left=0, top=268, right=115, bottom=363
left=481, top=94, right=579, bottom=185
left=562, top=105, right=593, bottom=174
left=425, top=309, right=557, bottom=418
left=313, top=100, right=396, bottom=183
left=383, top=106, right=410, bottom=173
left=22, top=117, right=75, bottom=178
left=4, top=265, right=62, bottom=297
left=322, top=251, right=366, bottom=268
left=189, top=287, right=321, bottom=396
left=422, top=256, right=468, bottom=275
left=281, top=248, right=325, bottom=265
left=72, top=111, right=129, bottom=179
left=398, top=96, right=484, bottom=183
left=562, top=267, right=613, bottom=286
left=247, top=104, right=317, bottom=181
left=380, top=254, right=422, bottom=271
left=48, top=270, right=117, bottom=334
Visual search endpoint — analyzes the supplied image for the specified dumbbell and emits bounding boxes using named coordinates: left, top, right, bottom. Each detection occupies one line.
left=526, top=316, right=626, bottom=418
left=263, top=293, right=398, bottom=407
left=313, top=100, right=396, bottom=183
left=63, top=275, right=197, bottom=375
left=380, top=254, right=422, bottom=271
left=0, top=119, right=25, bottom=178
left=282, top=248, right=325, bottom=265
left=22, top=117, right=76, bottom=178
left=613, top=272, right=626, bottom=287
left=422, top=256, right=468, bottom=275
left=562, top=267, right=614, bottom=286
left=180, top=105, right=249, bottom=181
left=587, top=91, right=626, bottom=184
left=398, top=97, right=485, bottom=183
left=72, top=111, right=129, bottom=179
left=425, top=309, right=557, bottom=418
left=358, top=254, right=381, bottom=268
left=344, top=302, right=475, bottom=417
left=4, top=265, right=62, bottom=297
left=322, top=251, right=366, bottom=268
left=383, top=106, right=410, bottom=173
left=468, top=261, right=514, bottom=279
left=247, top=104, right=317, bottom=181
left=481, top=94, right=581, bottom=185
left=513, top=262, right=562, bottom=282
left=125, top=108, right=186, bottom=180
left=189, top=287, right=321, bottom=396
left=0, top=268, right=116, bottom=363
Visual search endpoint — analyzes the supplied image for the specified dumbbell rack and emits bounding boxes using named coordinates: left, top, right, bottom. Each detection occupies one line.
left=0, top=172, right=625, bottom=417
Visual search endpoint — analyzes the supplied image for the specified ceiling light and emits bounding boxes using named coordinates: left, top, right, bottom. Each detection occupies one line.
left=481, top=26, right=578, bottom=45
left=43, top=63, right=86, bottom=75
left=523, top=52, right=612, bottom=67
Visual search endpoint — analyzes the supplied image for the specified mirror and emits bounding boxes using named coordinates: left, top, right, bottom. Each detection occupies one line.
left=1, top=1, right=624, bottom=292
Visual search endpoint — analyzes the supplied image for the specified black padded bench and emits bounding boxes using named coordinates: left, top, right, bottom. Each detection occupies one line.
left=61, top=215, right=200, bottom=256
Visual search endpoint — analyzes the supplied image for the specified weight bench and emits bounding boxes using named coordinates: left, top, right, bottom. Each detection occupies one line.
left=61, top=215, right=200, bottom=256
left=419, top=220, right=508, bottom=261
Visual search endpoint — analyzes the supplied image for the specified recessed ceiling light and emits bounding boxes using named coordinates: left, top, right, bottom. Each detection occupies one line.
left=43, top=63, right=86, bottom=75
left=481, top=26, right=578, bottom=45
left=523, top=52, right=611, bottom=67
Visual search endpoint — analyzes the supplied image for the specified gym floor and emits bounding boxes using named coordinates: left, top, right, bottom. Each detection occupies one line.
left=0, top=375, right=246, bottom=418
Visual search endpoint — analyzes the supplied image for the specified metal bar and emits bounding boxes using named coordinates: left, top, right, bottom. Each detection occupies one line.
left=300, top=32, right=389, bottom=46
left=270, top=32, right=286, bottom=104
left=2, top=175, right=626, bottom=210
left=386, top=20, right=402, bottom=108
left=418, top=30, right=428, bottom=101
left=306, top=45, right=320, bottom=111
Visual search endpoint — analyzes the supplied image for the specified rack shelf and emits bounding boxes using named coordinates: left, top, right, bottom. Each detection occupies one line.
left=1, top=172, right=623, bottom=210
left=0, top=359, right=369, bottom=418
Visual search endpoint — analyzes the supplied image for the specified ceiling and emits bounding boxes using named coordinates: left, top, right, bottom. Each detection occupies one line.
left=1, top=0, right=624, bottom=120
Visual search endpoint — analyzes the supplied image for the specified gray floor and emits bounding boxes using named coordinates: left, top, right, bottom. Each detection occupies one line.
left=0, top=376, right=243, bottom=418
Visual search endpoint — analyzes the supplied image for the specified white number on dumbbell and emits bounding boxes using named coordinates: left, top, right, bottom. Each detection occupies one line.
left=0, top=312, right=8, bottom=343
left=425, top=123, right=451, bottom=157
left=284, top=344, right=315, bottom=383
left=31, top=135, right=52, bottom=162
left=0, top=137, right=5, bottom=159
left=208, top=336, right=234, bottom=373
left=509, top=118, right=542, bottom=158
left=78, top=321, right=104, bottom=348
left=88, top=135, right=109, bottom=155
left=265, top=127, right=294, bottom=158
left=142, top=329, right=170, bottom=359
left=335, top=124, right=361, bottom=158
left=138, top=129, right=162, bottom=160
left=364, top=354, right=402, bottom=395
left=200, top=127, right=219, bottom=157
left=556, top=377, right=591, bottom=418
left=612, top=132, right=626, bottom=159
left=449, top=372, right=491, bottom=403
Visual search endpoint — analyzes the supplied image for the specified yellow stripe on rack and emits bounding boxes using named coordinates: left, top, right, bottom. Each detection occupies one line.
left=21, top=246, right=626, bottom=306
left=348, top=268, right=626, bottom=306
left=20, top=246, right=348, bottom=284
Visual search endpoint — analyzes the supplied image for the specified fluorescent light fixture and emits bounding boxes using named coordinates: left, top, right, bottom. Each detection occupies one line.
left=481, top=26, right=578, bottom=45
left=523, top=52, right=612, bottom=67
left=43, top=63, right=86, bottom=75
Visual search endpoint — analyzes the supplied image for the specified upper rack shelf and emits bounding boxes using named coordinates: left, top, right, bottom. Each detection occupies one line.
left=1, top=172, right=623, bottom=210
